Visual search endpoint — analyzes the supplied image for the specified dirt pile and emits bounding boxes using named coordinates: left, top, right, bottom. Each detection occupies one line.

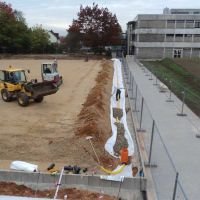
left=76, top=59, right=118, bottom=169
left=0, top=182, right=117, bottom=200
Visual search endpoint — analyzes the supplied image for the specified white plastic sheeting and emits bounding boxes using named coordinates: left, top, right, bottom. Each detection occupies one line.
left=111, top=164, right=133, bottom=178
left=105, top=59, right=134, bottom=157
left=10, top=161, right=38, bottom=172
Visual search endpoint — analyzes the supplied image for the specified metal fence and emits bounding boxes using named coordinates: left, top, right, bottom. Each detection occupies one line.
left=122, top=57, right=189, bottom=200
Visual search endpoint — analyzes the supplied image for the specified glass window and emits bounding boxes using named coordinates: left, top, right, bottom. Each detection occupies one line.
left=176, top=34, right=183, bottom=37
left=167, top=20, right=175, bottom=23
left=185, top=34, right=192, bottom=37
left=14, top=71, right=26, bottom=82
left=186, top=20, right=194, bottom=23
left=195, top=21, right=200, bottom=28
left=174, top=49, right=182, bottom=58
left=166, top=34, right=174, bottom=37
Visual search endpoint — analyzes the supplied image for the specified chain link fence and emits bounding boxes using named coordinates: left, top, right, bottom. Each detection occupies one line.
left=122, top=56, right=189, bottom=200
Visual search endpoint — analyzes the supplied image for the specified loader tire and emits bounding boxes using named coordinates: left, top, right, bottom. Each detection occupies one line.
left=1, top=89, right=12, bottom=102
left=17, top=92, right=29, bottom=107
left=34, top=96, right=44, bottom=103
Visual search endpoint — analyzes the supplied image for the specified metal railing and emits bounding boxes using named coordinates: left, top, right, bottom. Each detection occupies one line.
left=122, top=56, right=189, bottom=200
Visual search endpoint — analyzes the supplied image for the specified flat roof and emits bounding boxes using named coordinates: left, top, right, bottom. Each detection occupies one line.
left=1, top=67, right=24, bottom=72
left=136, top=14, right=200, bottom=20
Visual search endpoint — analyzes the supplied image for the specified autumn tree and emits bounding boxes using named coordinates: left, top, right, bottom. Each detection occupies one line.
left=67, top=3, right=122, bottom=52
left=0, top=1, right=31, bottom=53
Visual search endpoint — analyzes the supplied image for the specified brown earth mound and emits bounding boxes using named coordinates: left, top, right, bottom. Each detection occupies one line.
left=0, top=182, right=117, bottom=199
left=76, top=59, right=119, bottom=169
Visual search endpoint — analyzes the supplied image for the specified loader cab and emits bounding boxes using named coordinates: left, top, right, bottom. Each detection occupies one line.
left=0, top=68, right=27, bottom=84
left=0, top=67, right=28, bottom=98
left=41, top=60, right=62, bottom=86
left=42, top=63, right=58, bottom=74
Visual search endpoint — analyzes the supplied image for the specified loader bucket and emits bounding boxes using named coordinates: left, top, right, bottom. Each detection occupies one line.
left=25, top=81, right=58, bottom=98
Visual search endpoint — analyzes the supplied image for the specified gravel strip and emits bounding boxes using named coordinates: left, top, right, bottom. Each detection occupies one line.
left=113, top=107, right=123, bottom=120
left=113, top=122, right=128, bottom=156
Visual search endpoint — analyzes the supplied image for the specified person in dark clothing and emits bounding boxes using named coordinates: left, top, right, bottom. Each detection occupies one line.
left=116, top=88, right=121, bottom=101
left=9, top=72, right=19, bottom=83
left=44, top=67, right=51, bottom=74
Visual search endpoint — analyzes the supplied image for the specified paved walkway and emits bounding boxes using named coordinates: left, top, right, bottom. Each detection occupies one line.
left=126, top=56, right=200, bottom=200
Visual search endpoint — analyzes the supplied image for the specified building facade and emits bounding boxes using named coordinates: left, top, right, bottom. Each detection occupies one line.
left=48, top=30, right=60, bottom=44
left=127, top=8, right=200, bottom=59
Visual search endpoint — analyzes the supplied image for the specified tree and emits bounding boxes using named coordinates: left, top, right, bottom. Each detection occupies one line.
left=30, top=25, right=50, bottom=53
left=66, top=21, right=82, bottom=52
left=0, top=1, right=14, bottom=18
left=67, top=3, right=122, bottom=51
left=0, top=1, right=31, bottom=53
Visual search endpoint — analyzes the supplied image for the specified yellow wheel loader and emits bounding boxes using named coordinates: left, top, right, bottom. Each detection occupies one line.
left=0, top=66, right=58, bottom=106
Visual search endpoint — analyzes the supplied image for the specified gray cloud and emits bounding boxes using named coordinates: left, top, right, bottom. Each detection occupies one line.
left=4, top=0, right=200, bottom=36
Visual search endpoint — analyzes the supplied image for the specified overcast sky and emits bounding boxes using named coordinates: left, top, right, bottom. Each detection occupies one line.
left=4, top=0, right=200, bottom=36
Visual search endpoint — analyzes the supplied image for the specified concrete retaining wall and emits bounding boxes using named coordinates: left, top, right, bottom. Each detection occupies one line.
left=0, top=170, right=147, bottom=191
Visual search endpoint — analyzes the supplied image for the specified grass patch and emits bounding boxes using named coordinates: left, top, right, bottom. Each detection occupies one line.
left=142, top=58, right=200, bottom=117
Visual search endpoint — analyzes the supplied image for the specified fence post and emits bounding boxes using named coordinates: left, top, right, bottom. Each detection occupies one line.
left=153, top=72, right=158, bottom=86
left=177, top=91, right=187, bottom=116
left=127, top=71, right=131, bottom=84
left=133, top=85, right=139, bottom=112
left=148, top=120, right=155, bottom=165
left=172, top=172, right=179, bottom=200
left=145, top=69, right=150, bottom=76
left=149, top=67, right=153, bottom=81
left=145, top=120, right=157, bottom=167
left=126, top=67, right=130, bottom=84
left=166, top=80, right=174, bottom=102
left=129, top=73, right=132, bottom=91
left=137, top=97, right=146, bottom=132
left=130, top=74, right=135, bottom=100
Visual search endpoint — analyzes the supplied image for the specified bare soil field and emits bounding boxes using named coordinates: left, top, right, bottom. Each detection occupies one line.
left=0, top=59, right=116, bottom=172
left=0, top=182, right=117, bottom=200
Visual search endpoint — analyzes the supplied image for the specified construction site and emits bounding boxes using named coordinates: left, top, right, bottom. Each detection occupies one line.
left=1, top=54, right=200, bottom=200
left=0, top=57, right=145, bottom=200
left=1, top=1, right=200, bottom=199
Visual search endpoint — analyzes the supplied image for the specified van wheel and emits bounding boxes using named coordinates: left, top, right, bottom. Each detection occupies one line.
left=17, top=92, right=29, bottom=106
left=34, top=96, right=44, bottom=103
left=1, top=89, right=12, bottom=102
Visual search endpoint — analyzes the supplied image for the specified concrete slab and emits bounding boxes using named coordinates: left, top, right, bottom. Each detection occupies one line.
left=126, top=56, right=200, bottom=200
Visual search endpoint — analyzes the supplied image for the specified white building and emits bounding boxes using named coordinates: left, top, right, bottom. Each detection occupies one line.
left=48, top=30, right=60, bottom=44
left=127, top=8, right=200, bottom=59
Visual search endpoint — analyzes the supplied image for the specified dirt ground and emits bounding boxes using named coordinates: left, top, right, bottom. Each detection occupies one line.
left=0, top=59, right=115, bottom=172
left=0, top=182, right=117, bottom=200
